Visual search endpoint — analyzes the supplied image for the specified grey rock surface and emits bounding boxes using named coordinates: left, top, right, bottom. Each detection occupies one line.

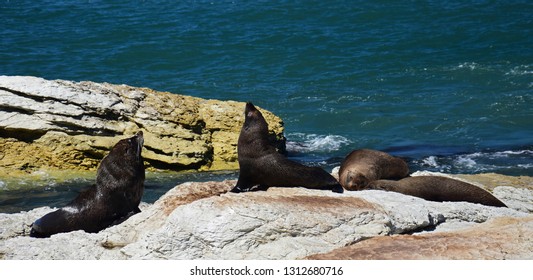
left=1, top=172, right=530, bottom=260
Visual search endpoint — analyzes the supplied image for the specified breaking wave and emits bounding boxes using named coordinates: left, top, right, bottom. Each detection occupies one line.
left=285, top=133, right=352, bottom=153
left=413, top=149, right=533, bottom=176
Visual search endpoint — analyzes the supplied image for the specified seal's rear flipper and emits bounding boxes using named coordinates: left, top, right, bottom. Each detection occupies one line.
left=29, top=219, right=51, bottom=238
left=331, top=184, right=344, bottom=194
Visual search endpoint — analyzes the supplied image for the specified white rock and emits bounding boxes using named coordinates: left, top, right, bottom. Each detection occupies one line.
left=0, top=177, right=530, bottom=260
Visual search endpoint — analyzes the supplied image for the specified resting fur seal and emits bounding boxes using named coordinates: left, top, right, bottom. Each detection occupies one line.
left=367, top=176, right=507, bottom=207
left=230, top=102, right=342, bottom=193
left=30, top=132, right=145, bottom=238
left=338, top=149, right=409, bottom=191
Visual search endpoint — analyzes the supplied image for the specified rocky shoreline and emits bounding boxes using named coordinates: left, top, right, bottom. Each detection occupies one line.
left=1, top=171, right=532, bottom=260
left=1, top=76, right=532, bottom=259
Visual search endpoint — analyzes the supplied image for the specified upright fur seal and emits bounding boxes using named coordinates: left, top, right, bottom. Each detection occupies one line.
left=230, top=102, right=342, bottom=193
left=30, top=132, right=145, bottom=238
left=367, top=176, right=507, bottom=207
left=338, top=149, right=409, bottom=191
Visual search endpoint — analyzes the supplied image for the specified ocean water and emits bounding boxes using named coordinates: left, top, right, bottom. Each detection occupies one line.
left=1, top=0, right=532, bottom=212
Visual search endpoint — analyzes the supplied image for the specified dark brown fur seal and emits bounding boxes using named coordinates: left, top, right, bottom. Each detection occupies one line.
left=338, top=149, right=409, bottom=191
left=230, top=102, right=342, bottom=193
left=367, top=176, right=507, bottom=207
left=30, top=132, right=145, bottom=238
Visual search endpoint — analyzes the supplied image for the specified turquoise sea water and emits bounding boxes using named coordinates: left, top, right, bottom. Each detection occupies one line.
left=1, top=1, right=532, bottom=212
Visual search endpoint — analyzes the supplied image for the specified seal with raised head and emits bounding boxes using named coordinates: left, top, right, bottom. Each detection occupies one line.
left=338, top=149, right=409, bottom=191
left=30, top=131, right=145, bottom=238
left=230, top=102, right=343, bottom=193
left=367, top=176, right=507, bottom=207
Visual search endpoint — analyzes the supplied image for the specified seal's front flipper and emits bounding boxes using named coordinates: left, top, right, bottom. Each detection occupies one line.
left=230, top=183, right=269, bottom=193
left=230, top=185, right=246, bottom=193
left=255, top=185, right=270, bottom=192
left=230, top=177, right=254, bottom=193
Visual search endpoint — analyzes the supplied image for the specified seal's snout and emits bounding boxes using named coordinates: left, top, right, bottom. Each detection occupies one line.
left=344, top=172, right=368, bottom=191
left=245, top=102, right=258, bottom=116
left=353, top=174, right=369, bottom=190
left=128, top=131, right=144, bottom=159
left=135, top=131, right=144, bottom=149
left=344, top=173, right=353, bottom=190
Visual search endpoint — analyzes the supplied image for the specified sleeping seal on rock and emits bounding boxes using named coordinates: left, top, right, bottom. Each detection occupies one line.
left=230, top=102, right=342, bottom=193
left=338, top=149, right=409, bottom=191
left=30, top=131, right=145, bottom=238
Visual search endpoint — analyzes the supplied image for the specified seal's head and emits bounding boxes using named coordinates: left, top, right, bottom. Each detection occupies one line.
left=109, top=131, right=144, bottom=163
left=96, top=131, right=145, bottom=198
left=342, top=171, right=370, bottom=191
left=239, top=102, right=270, bottom=149
left=97, top=131, right=144, bottom=181
left=243, top=102, right=268, bottom=135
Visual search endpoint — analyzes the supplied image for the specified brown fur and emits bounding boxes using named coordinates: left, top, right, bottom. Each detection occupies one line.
left=339, top=149, right=409, bottom=191
left=367, top=176, right=507, bottom=207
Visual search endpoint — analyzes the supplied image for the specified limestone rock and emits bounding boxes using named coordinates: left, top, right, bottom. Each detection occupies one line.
left=100, top=180, right=236, bottom=248
left=119, top=188, right=390, bottom=260
left=493, top=186, right=533, bottom=213
left=306, top=216, right=533, bottom=260
left=0, top=76, right=285, bottom=173
left=0, top=207, right=55, bottom=240
left=1, top=173, right=531, bottom=260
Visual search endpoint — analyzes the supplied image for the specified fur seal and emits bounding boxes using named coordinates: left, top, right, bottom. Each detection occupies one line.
left=338, top=149, right=409, bottom=191
left=30, top=131, right=145, bottom=238
left=367, top=176, right=507, bottom=207
left=230, top=102, right=343, bottom=193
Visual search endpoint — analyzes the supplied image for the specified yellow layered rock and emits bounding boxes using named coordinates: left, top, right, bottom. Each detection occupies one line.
left=0, top=76, right=285, bottom=174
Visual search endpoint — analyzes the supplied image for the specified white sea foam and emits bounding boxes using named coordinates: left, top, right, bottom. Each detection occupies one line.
left=286, top=133, right=352, bottom=153
left=414, top=148, right=533, bottom=174
left=492, top=150, right=533, bottom=156
left=454, top=156, right=477, bottom=168
left=506, top=65, right=533, bottom=76
left=455, top=62, right=480, bottom=70
left=421, top=156, right=439, bottom=168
